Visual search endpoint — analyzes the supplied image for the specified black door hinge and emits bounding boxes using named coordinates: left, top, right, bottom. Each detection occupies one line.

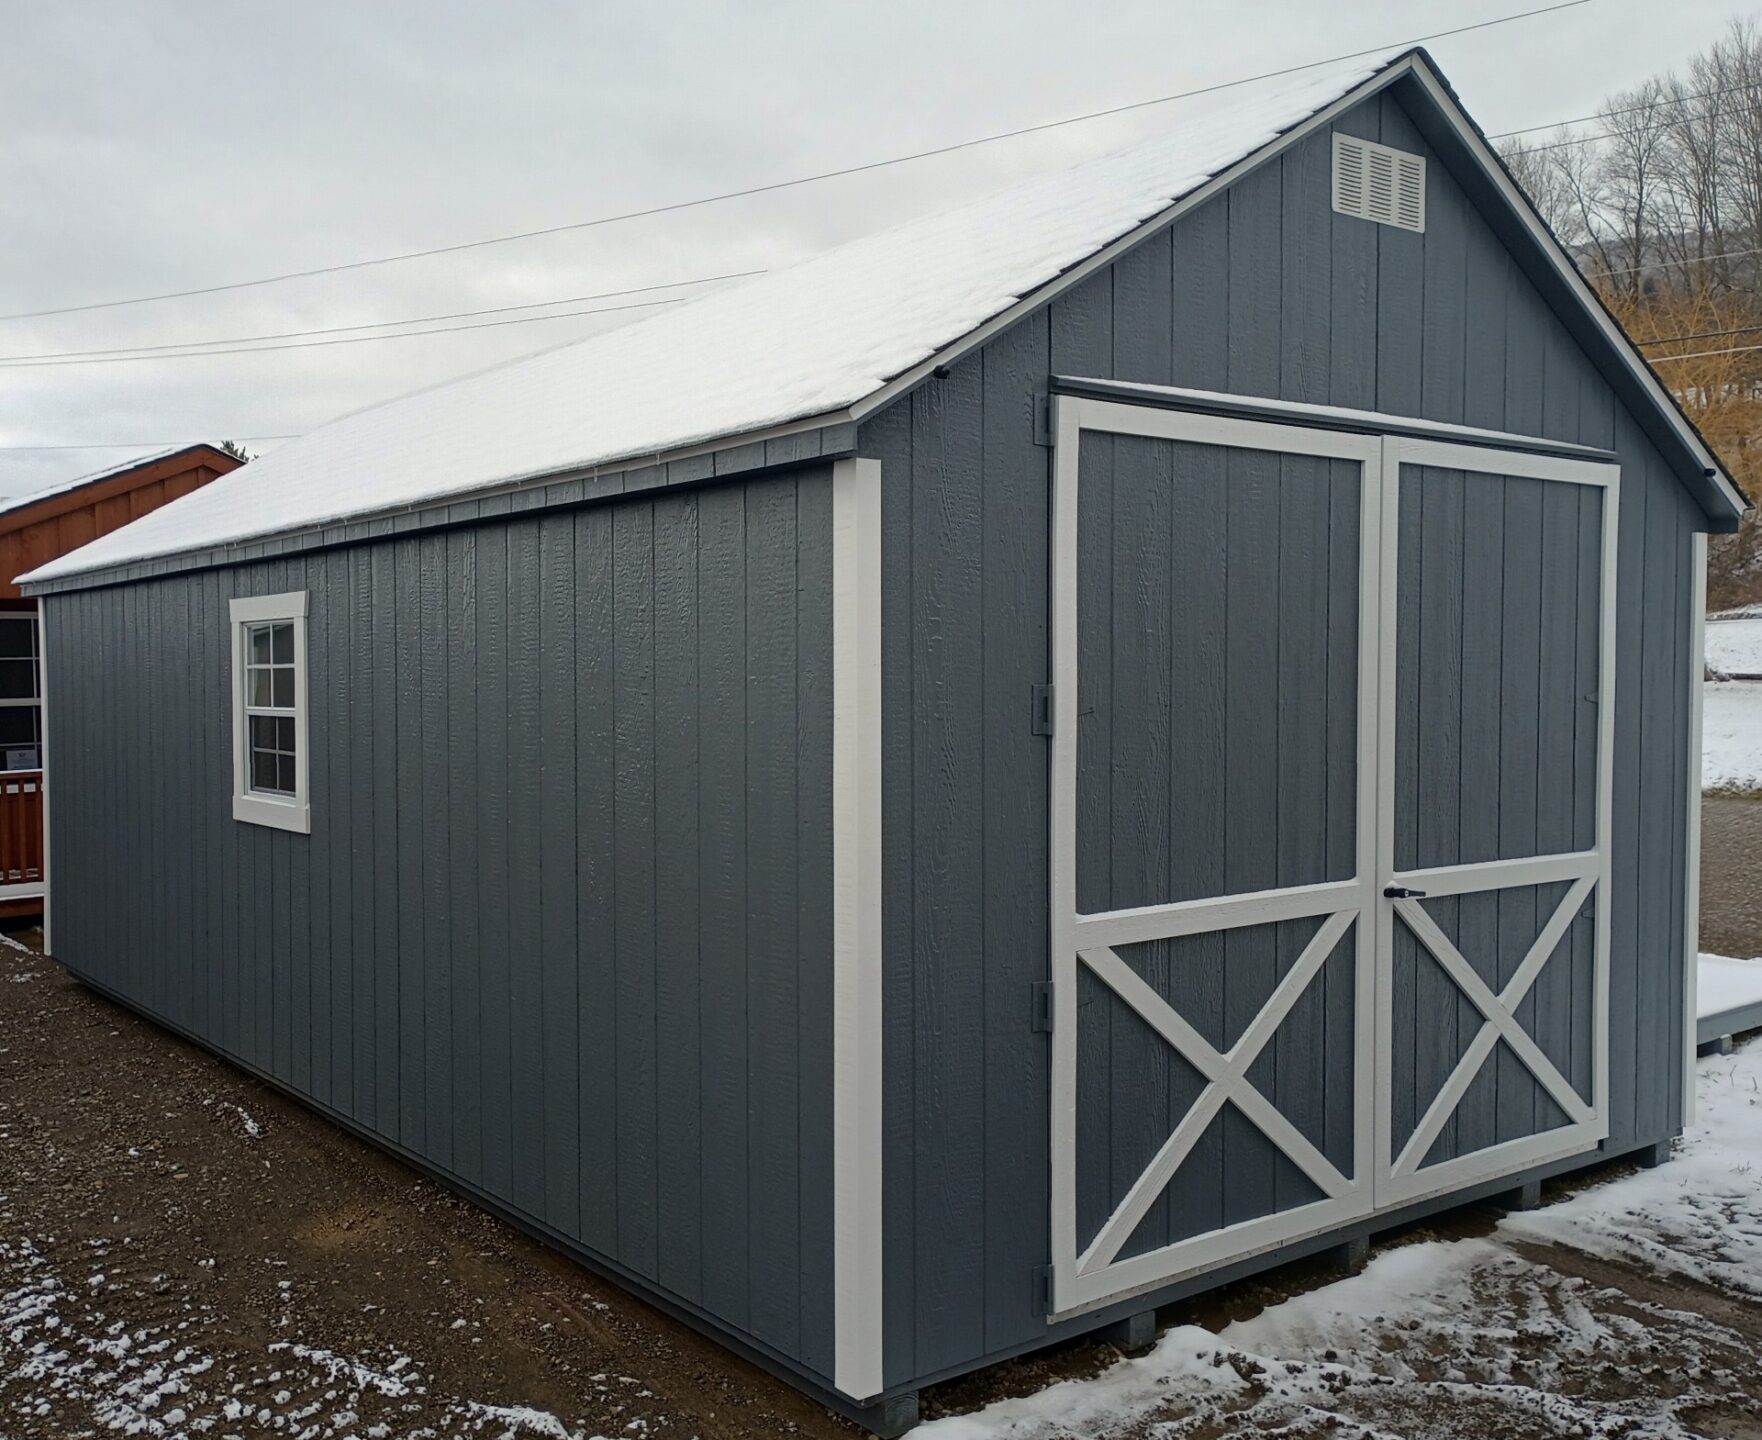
left=1031, top=1263, right=1054, bottom=1316
left=1031, top=980, right=1055, bottom=1032
left=1033, top=393, right=1053, bottom=447
left=1031, top=683, right=1055, bottom=736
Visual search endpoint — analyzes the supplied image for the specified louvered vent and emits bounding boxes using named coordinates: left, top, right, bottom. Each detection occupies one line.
left=1332, top=133, right=1426, bottom=232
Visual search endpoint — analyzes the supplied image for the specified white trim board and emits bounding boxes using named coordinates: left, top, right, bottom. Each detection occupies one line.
left=830, top=456, right=885, bottom=1401
left=1684, top=533, right=1707, bottom=1121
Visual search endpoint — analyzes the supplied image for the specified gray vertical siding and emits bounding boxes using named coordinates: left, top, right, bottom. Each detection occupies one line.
left=42, top=465, right=839, bottom=1387
left=862, top=82, right=1705, bottom=1388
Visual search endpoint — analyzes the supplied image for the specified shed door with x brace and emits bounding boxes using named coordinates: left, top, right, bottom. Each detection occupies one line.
left=1047, top=395, right=1614, bottom=1320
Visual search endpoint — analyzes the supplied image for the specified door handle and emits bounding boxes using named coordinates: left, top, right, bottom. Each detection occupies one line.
left=1383, top=885, right=1428, bottom=899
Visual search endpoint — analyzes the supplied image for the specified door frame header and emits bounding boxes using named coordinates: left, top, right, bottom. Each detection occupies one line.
left=1054, top=377, right=1620, bottom=465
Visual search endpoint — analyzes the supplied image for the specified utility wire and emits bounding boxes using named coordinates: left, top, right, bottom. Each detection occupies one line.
left=0, top=0, right=1590, bottom=325
left=1647, top=339, right=1762, bottom=363
left=1636, top=321, right=1762, bottom=346
left=1489, top=78, right=1762, bottom=144
left=0, top=270, right=761, bottom=363
left=1585, top=244, right=1762, bottom=280
left=0, top=294, right=694, bottom=368
left=0, top=436, right=298, bottom=451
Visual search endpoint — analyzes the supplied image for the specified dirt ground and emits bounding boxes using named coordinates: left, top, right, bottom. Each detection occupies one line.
left=2, top=796, right=1760, bottom=1439
left=1700, top=793, right=1762, bottom=957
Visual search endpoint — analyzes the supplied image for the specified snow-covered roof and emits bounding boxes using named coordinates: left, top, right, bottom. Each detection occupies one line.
left=0, top=445, right=212, bottom=526
left=22, top=53, right=1400, bottom=584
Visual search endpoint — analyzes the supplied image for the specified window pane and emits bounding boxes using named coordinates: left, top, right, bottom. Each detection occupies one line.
left=0, top=619, right=34, bottom=662
left=251, top=749, right=278, bottom=791
left=272, top=667, right=294, bottom=708
left=249, top=669, right=273, bottom=707
left=271, top=622, right=294, bottom=664
left=249, top=624, right=272, bottom=665
left=0, top=658, right=35, bottom=701
left=250, top=714, right=276, bottom=750
left=276, top=715, right=295, bottom=752
left=277, top=753, right=296, bottom=795
left=0, top=707, right=37, bottom=748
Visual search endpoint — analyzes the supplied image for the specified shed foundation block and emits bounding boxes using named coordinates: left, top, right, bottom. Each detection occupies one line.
left=1496, top=1179, right=1544, bottom=1212
left=1699, top=1033, right=1734, bottom=1057
left=1097, top=1309, right=1157, bottom=1354
left=852, top=1391, right=919, bottom=1438
left=1634, top=1140, right=1673, bottom=1169
left=1322, top=1236, right=1371, bottom=1277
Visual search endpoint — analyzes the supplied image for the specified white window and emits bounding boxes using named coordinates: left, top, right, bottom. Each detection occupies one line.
left=229, top=592, right=310, bottom=833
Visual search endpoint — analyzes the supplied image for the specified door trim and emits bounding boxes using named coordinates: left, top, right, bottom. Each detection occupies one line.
left=1047, top=395, right=1385, bottom=1320
left=1370, top=436, right=1618, bottom=1211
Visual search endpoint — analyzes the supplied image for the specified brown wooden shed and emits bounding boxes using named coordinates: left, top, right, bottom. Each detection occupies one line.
left=0, top=443, right=241, bottom=913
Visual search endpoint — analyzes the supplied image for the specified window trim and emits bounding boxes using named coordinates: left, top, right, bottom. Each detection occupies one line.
left=229, top=591, right=310, bottom=833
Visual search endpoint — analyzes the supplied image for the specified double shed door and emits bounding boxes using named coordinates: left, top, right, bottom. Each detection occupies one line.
left=1047, top=395, right=1616, bottom=1320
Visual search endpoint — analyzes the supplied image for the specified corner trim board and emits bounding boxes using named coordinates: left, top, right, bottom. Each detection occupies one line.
left=1685, top=532, right=1707, bottom=1120
left=831, top=455, right=885, bottom=1400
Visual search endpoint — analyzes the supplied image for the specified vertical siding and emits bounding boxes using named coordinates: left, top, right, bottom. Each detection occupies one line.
left=41, top=465, right=839, bottom=1387
left=864, top=82, right=1704, bottom=1387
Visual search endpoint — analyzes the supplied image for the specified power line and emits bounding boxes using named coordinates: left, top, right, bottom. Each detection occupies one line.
left=1648, top=339, right=1762, bottom=363
left=1637, top=321, right=1762, bottom=346
left=1489, top=78, right=1762, bottom=145
left=0, top=436, right=297, bottom=451
left=0, top=269, right=760, bottom=364
left=1585, top=244, right=1762, bottom=280
left=0, top=294, right=694, bottom=368
left=0, top=0, right=1590, bottom=326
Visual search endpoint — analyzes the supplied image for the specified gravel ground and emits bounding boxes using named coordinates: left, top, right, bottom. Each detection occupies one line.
left=0, top=935, right=856, bottom=1440
left=1701, top=794, right=1762, bottom=958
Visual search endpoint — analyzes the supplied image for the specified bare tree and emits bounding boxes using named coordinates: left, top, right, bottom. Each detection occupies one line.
left=1499, top=17, right=1762, bottom=607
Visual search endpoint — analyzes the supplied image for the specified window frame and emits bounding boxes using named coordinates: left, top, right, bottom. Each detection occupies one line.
left=0, top=611, right=43, bottom=772
left=229, top=591, right=310, bottom=833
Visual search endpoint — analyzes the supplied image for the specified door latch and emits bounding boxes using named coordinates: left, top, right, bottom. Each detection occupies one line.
left=1383, top=885, right=1429, bottom=899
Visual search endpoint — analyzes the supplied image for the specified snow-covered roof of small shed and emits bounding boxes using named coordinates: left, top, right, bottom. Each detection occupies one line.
left=23, top=52, right=1404, bottom=583
left=0, top=445, right=190, bottom=524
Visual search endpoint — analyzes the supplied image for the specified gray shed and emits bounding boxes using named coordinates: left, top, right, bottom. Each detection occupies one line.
left=21, top=47, right=1744, bottom=1434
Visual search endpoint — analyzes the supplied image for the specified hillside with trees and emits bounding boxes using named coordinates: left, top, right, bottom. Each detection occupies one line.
left=1503, top=18, right=1762, bottom=607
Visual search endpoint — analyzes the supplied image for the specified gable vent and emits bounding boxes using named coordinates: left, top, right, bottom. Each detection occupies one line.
left=1332, top=133, right=1426, bottom=233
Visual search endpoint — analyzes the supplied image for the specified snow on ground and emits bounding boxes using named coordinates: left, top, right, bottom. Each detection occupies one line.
left=1705, top=615, right=1762, bottom=677
left=923, top=1042, right=1762, bottom=1439
left=0, top=1224, right=601, bottom=1439
left=1701, top=679, right=1762, bottom=790
left=1700, top=951, right=1762, bottom=1021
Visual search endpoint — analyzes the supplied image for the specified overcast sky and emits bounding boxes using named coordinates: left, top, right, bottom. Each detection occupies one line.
left=0, top=0, right=1745, bottom=498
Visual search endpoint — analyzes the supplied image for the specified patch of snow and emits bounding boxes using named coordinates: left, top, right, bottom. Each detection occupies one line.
left=460, top=1400, right=584, bottom=1438
left=1700, top=952, right=1762, bottom=1022
left=1503, top=1042, right=1762, bottom=1297
left=1701, top=679, right=1762, bottom=791
left=1706, top=615, right=1762, bottom=677
left=233, top=1105, right=262, bottom=1139
left=22, top=54, right=1399, bottom=585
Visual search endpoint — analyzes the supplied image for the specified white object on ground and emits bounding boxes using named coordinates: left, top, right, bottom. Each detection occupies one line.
left=20, top=55, right=1396, bottom=584
left=1705, top=614, right=1762, bottom=677
left=1701, top=679, right=1762, bottom=791
left=1699, top=951, right=1762, bottom=1021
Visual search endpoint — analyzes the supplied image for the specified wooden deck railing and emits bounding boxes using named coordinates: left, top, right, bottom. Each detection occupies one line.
left=0, top=769, right=44, bottom=887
